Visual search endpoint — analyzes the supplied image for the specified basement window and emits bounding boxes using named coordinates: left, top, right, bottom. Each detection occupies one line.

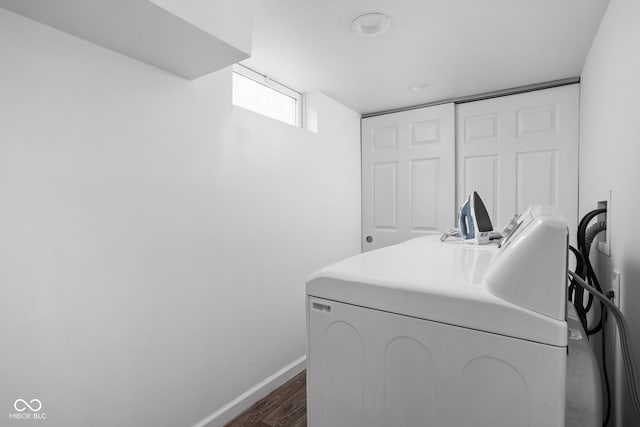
left=232, top=64, right=303, bottom=127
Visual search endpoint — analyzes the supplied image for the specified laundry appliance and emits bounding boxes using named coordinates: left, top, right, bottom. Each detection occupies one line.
left=306, top=206, right=600, bottom=427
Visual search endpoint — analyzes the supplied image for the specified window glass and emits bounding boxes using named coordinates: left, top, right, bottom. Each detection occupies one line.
left=232, top=65, right=302, bottom=127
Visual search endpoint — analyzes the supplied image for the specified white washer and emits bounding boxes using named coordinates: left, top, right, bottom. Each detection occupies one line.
left=306, top=208, right=588, bottom=427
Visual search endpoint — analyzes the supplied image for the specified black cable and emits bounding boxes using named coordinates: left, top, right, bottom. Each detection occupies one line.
left=585, top=254, right=605, bottom=335
left=584, top=222, right=607, bottom=334
left=578, top=209, right=606, bottom=254
left=576, top=211, right=599, bottom=313
left=573, top=209, right=607, bottom=334
left=569, top=244, right=588, bottom=330
left=570, top=272, right=640, bottom=425
left=602, top=306, right=611, bottom=426
left=571, top=209, right=612, bottom=425
left=588, top=306, right=605, bottom=335
left=567, top=246, right=576, bottom=302
left=584, top=255, right=602, bottom=316
left=569, top=245, right=586, bottom=280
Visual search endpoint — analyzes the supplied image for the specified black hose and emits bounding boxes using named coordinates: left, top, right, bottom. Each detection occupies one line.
left=576, top=210, right=603, bottom=314
left=570, top=208, right=611, bottom=425
left=572, top=209, right=607, bottom=335
left=602, top=308, right=611, bottom=426
left=569, top=245, right=588, bottom=330
left=578, top=209, right=606, bottom=255
left=569, top=272, right=640, bottom=426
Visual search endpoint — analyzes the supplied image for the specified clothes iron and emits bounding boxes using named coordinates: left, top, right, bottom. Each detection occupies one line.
left=459, top=191, right=495, bottom=244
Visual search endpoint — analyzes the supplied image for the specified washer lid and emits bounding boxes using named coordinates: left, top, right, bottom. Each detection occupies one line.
left=306, top=235, right=567, bottom=347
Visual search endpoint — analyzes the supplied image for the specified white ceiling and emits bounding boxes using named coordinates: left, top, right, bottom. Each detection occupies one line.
left=242, top=0, right=609, bottom=114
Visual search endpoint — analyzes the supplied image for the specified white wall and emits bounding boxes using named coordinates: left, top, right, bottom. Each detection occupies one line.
left=580, top=0, right=640, bottom=425
left=0, top=8, right=361, bottom=427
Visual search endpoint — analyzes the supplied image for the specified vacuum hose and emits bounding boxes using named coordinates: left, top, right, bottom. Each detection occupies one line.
left=585, top=221, right=607, bottom=257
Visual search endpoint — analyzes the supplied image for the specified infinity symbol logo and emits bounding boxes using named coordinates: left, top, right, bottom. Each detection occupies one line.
left=13, top=399, right=42, bottom=412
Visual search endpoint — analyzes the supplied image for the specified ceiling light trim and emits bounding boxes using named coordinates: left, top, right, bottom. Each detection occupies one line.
left=351, top=12, right=391, bottom=37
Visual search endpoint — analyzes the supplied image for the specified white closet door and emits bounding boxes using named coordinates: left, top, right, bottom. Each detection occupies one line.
left=456, top=85, right=579, bottom=240
left=362, top=103, right=455, bottom=251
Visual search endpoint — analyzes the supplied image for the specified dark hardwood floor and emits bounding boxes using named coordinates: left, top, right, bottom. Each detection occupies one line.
left=225, top=370, right=307, bottom=427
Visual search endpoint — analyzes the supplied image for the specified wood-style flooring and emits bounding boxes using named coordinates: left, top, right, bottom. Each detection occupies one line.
left=225, top=370, right=307, bottom=427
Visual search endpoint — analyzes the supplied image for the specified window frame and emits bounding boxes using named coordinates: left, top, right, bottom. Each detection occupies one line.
left=232, top=64, right=304, bottom=127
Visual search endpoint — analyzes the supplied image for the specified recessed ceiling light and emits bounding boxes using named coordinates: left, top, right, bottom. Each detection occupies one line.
left=351, top=12, right=391, bottom=37
left=409, top=82, right=430, bottom=92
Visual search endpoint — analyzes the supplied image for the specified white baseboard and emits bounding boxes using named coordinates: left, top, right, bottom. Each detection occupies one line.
left=192, top=355, right=307, bottom=427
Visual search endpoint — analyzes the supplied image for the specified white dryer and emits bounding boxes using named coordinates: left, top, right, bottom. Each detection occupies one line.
left=306, top=207, right=597, bottom=427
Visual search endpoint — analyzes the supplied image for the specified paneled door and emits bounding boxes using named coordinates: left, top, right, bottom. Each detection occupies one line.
left=456, top=84, right=579, bottom=241
left=361, top=103, right=455, bottom=251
